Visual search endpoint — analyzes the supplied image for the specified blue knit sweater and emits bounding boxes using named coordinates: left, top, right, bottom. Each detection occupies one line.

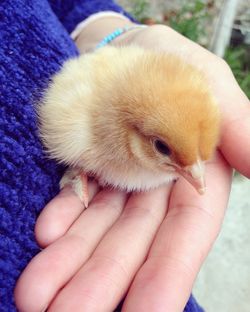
left=0, top=1, right=203, bottom=311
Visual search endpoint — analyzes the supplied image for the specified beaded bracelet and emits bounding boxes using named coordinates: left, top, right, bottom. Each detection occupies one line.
left=95, top=25, right=147, bottom=49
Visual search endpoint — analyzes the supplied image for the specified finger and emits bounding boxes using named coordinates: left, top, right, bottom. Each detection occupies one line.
left=35, top=180, right=99, bottom=247
left=122, top=152, right=232, bottom=312
left=15, top=189, right=126, bottom=312
left=211, top=67, right=250, bottom=178
left=48, top=185, right=172, bottom=312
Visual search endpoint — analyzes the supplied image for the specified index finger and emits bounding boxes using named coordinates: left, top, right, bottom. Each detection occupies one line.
left=122, top=152, right=232, bottom=311
left=209, top=65, right=250, bottom=178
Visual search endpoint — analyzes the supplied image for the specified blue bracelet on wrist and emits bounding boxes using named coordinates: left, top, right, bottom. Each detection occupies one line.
left=95, top=25, right=147, bottom=49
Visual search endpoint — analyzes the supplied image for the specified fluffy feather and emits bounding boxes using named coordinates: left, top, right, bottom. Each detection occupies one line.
left=38, top=46, right=220, bottom=196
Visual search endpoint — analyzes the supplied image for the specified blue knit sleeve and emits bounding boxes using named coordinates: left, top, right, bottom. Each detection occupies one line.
left=48, top=0, right=135, bottom=34
left=0, top=1, right=78, bottom=310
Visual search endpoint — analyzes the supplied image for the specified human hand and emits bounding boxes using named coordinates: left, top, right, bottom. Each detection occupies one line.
left=15, top=23, right=249, bottom=312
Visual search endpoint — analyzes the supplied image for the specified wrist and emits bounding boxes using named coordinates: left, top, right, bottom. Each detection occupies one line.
left=74, top=16, right=144, bottom=53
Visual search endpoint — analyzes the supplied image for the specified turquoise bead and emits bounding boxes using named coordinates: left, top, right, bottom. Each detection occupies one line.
left=95, top=25, right=147, bottom=50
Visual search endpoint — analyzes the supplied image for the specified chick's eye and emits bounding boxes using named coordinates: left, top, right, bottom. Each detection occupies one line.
left=154, top=139, right=171, bottom=156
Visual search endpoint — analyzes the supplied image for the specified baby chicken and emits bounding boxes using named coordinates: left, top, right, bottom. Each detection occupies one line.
left=38, top=46, right=220, bottom=206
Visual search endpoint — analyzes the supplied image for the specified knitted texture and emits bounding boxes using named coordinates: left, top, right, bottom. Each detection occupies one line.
left=0, top=1, right=203, bottom=311
left=48, top=0, right=134, bottom=34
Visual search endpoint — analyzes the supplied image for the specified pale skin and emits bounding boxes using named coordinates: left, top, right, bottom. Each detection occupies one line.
left=15, top=17, right=250, bottom=312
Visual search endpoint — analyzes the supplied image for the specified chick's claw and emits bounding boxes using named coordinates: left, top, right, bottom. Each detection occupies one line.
left=60, top=168, right=89, bottom=208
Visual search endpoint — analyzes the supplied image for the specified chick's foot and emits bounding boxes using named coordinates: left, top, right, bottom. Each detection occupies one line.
left=60, top=168, right=89, bottom=208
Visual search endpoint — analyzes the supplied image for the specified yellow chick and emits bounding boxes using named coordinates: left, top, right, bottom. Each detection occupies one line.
left=38, top=46, right=220, bottom=206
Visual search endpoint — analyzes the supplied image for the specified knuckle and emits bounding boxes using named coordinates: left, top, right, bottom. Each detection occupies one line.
left=217, top=57, right=233, bottom=74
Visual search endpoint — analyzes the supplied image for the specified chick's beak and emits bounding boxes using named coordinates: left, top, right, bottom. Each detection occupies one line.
left=175, top=160, right=206, bottom=195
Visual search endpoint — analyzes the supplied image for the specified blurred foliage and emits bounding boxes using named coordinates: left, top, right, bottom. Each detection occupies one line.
left=125, top=0, right=150, bottom=21
left=166, top=0, right=211, bottom=44
left=224, top=45, right=250, bottom=98
left=126, top=0, right=212, bottom=45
